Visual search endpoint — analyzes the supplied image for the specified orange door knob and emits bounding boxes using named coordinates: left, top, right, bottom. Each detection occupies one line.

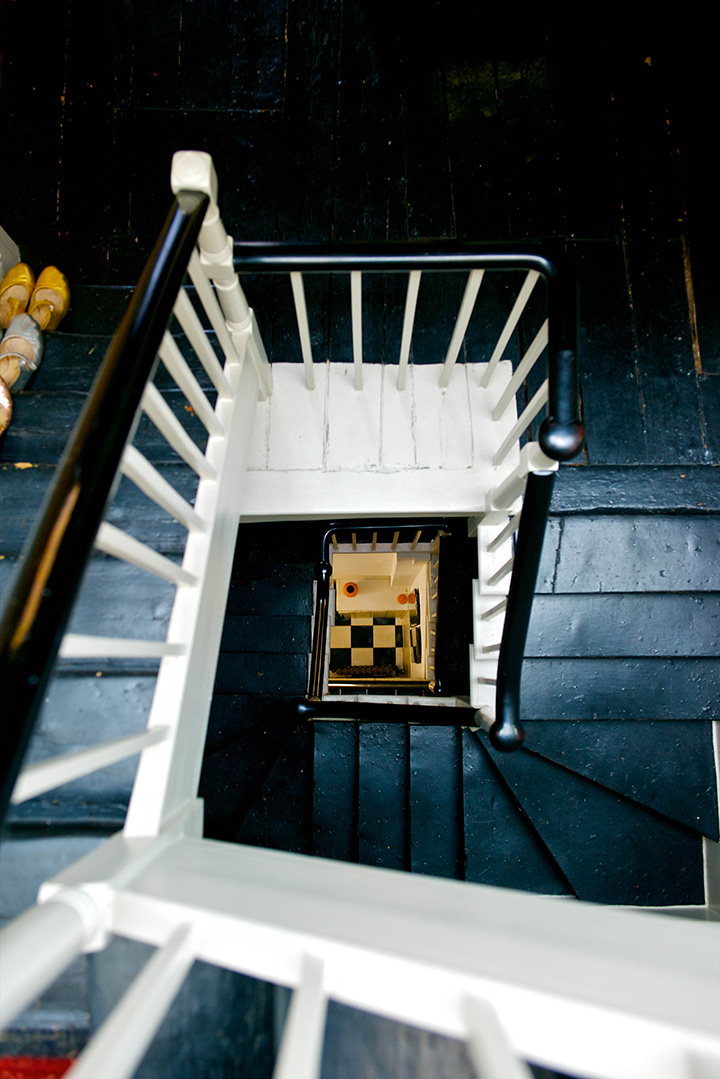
left=343, top=581, right=359, bottom=597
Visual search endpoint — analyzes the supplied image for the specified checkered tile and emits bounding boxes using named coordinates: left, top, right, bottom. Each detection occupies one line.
left=330, top=615, right=405, bottom=675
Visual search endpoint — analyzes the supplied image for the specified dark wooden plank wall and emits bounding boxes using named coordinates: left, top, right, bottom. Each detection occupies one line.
left=0, top=8, right=717, bottom=469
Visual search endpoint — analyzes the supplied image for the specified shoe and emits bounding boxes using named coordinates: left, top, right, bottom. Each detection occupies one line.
left=0, top=374, right=11, bottom=436
left=0, top=263, right=35, bottom=330
left=28, top=266, right=70, bottom=331
left=0, top=314, right=44, bottom=391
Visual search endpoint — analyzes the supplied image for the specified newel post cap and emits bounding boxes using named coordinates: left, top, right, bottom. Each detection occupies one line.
left=171, top=150, right=218, bottom=205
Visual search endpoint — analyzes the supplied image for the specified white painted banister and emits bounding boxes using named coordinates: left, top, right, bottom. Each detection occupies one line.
left=141, top=382, right=217, bottom=480
left=158, top=332, right=224, bottom=436
left=10, top=728, right=169, bottom=804
left=120, top=445, right=207, bottom=533
left=351, top=271, right=363, bottom=390
left=59, top=634, right=185, bottom=659
left=480, top=270, right=540, bottom=388
left=0, top=900, right=89, bottom=1029
left=273, top=956, right=328, bottom=1079
left=66, top=924, right=195, bottom=1079
left=290, top=272, right=316, bottom=390
left=95, top=522, right=197, bottom=587
left=398, top=269, right=421, bottom=390
left=173, top=289, right=233, bottom=399
left=491, top=320, right=548, bottom=421
left=439, top=269, right=484, bottom=388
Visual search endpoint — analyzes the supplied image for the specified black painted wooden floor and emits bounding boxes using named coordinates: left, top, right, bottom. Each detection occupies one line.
left=1, top=7, right=718, bottom=465
left=1, top=7, right=719, bottom=1077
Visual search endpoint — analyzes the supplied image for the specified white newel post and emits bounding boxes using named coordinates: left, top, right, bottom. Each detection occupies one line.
left=170, top=150, right=272, bottom=400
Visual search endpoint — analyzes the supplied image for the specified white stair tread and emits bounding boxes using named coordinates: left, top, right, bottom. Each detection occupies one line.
left=242, top=361, right=519, bottom=519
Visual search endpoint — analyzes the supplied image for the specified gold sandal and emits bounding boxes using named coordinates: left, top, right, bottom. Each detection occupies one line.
left=28, top=266, right=70, bottom=331
left=0, top=263, right=35, bottom=330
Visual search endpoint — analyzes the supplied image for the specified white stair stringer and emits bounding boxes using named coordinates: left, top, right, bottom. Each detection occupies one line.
left=469, top=510, right=517, bottom=717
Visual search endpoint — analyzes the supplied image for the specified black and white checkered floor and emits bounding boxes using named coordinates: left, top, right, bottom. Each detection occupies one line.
left=329, top=614, right=405, bottom=674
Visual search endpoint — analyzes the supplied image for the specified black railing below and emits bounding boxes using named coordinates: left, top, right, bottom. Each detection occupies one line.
left=0, top=190, right=209, bottom=825
left=486, top=470, right=556, bottom=752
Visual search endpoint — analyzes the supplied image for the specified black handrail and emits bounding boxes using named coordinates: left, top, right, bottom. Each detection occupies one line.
left=232, top=241, right=585, bottom=462
left=0, top=190, right=209, bottom=824
left=486, top=471, right=556, bottom=752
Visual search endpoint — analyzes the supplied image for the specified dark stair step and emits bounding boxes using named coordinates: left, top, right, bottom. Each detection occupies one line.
left=462, top=731, right=573, bottom=895
left=200, top=702, right=298, bottom=842
left=357, top=724, right=409, bottom=871
left=235, top=724, right=314, bottom=854
left=313, top=722, right=358, bottom=862
left=409, top=726, right=463, bottom=879
left=483, top=736, right=705, bottom=905
left=523, top=720, right=719, bottom=839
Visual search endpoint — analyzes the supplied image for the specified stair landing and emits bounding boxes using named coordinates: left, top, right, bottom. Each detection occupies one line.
left=242, top=362, right=519, bottom=519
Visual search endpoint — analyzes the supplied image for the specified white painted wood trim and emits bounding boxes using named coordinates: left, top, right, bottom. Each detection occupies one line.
left=120, top=445, right=206, bottom=533
left=480, top=270, right=540, bottom=388
left=66, top=924, right=195, bottom=1079
left=124, top=354, right=260, bottom=835
left=186, top=249, right=240, bottom=367
left=95, top=522, right=197, bottom=587
left=397, top=270, right=421, bottom=390
left=273, top=955, right=327, bottom=1079
left=59, top=634, right=185, bottom=659
left=290, top=272, right=316, bottom=390
left=11, top=728, right=169, bottom=804
left=494, top=379, right=549, bottom=466
left=141, top=382, right=217, bottom=480
left=173, top=288, right=233, bottom=399
left=158, top=332, right=223, bottom=436
left=0, top=900, right=88, bottom=1030
left=464, top=997, right=533, bottom=1079
left=102, top=838, right=720, bottom=1079
left=492, top=320, right=549, bottom=421
left=439, top=269, right=484, bottom=388
left=351, top=271, right=363, bottom=390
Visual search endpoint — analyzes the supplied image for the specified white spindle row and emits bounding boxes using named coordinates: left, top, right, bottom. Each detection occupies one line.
left=288, top=267, right=544, bottom=425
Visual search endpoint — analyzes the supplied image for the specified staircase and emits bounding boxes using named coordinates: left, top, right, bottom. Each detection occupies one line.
left=200, top=517, right=718, bottom=908
left=1, top=153, right=719, bottom=1079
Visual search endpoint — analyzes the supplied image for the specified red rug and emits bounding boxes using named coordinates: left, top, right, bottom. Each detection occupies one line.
left=0, top=1059, right=74, bottom=1079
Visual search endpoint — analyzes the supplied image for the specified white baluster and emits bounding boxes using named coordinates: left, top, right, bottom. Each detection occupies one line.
left=95, top=522, right=197, bottom=587
left=141, top=382, right=216, bottom=480
left=398, top=269, right=421, bottom=390
left=351, top=271, right=363, bottom=390
left=121, top=445, right=207, bottom=532
left=290, top=272, right=316, bottom=390
left=173, top=289, right=233, bottom=399
left=66, top=924, right=195, bottom=1079
left=11, top=728, right=169, bottom=804
left=493, top=379, right=549, bottom=466
left=439, top=269, right=484, bottom=388
left=158, top=332, right=224, bottom=436
left=491, top=320, right=548, bottom=422
left=273, top=956, right=327, bottom=1079
left=480, top=269, right=540, bottom=388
